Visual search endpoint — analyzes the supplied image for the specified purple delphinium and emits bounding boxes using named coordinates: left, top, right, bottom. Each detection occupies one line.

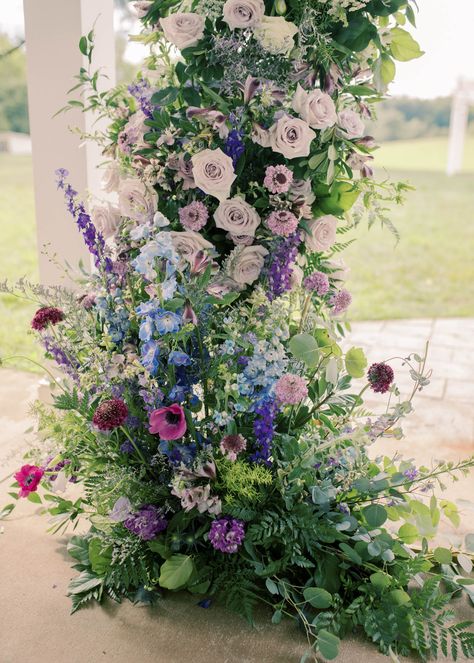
left=266, top=231, right=301, bottom=301
left=42, top=336, right=79, bottom=381
left=123, top=504, right=167, bottom=541
left=250, top=398, right=279, bottom=465
left=224, top=129, right=244, bottom=166
left=367, top=362, right=394, bottom=394
left=208, top=517, right=245, bottom=553
left=55, top=169, right=112, bottom=273
left=128, top=79, right=154, bottom=118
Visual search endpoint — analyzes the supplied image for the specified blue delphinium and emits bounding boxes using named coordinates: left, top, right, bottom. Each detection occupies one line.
left=141, top=340, right=161, bottom=375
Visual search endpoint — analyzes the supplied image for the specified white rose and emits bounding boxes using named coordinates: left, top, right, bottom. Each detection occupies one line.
left=292, top=85, right=337, bottom=130
left=101, top=162, right=121, bottom=193
left=269, top=115, right=316, bottom=159
left=90, top=203, right=121, bottom=240
left=227, top=245, right=268, bottom=285
left=223, top=0, right=264, bottom=29
left=170, top=231, right=214, bottom=263
left=305, top=215, right=337, bottom=252
left=191, top=148, right=236, bottom=201
left=337, top=109, right=365, bottom=139
left=214, top=197, right=261, bottom=237
left=118, top=178, right=157, bottom=223
left=253, top=16, right=298, bottom=56
left=160, top=12, right=205, bottom=50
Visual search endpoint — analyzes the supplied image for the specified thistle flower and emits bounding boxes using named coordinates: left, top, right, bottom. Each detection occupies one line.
left=14, top=464, right=44, bottom=498
left=263, top=164, right=293, bottom=194
left=275, top=373, right=308, bottom=405
left=367, top=362, right=394, bottom=394
left=220, top=433, right=247, bottom=461
left=31, top=306, right=65, bottom=331
left=93, top=399, right=129, bottom=431
left=303, top=270, right=329, bottom=295
left=208, top=517, right=245, bottom=553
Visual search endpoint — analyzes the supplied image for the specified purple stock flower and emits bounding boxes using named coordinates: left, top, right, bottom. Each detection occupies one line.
left=266, top=231, right=301, bottom=301
left=208, top=517, right=245, bottom=553
left=123, top=504, right=167, bottom=540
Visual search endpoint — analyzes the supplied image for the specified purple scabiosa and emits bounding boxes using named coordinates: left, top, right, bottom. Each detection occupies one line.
left=31, top=306, right=65, bottom=331
left=266, top=210, right=299, bottom=237
left=251, top=398, right=279, bottom=465
left=208, top=517, right=245, bottom=553
left=266, top=231, right=301, bottom=301
left=263, top=164, right=293, bottom=194
left=123, top=505, right=167, bottom=540
left=220, top=434, right=247, bottom=461
left=303, top=271, right=330, bottom=295
left=92, top=398, right=129, bottom=431
left=275, top=373, right=308, bottom=405
left=367, top=362, right=394, bottom=394
left=329, top=288, right=352, bottom=315
left=178, top=201, right=209, bottom=231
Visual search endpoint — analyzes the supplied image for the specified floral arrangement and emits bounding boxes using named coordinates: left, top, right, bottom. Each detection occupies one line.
left=3, top=0, right=474, bottom=660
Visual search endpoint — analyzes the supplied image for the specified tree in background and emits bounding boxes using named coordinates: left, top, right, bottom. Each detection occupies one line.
left=0, top=34, right=29, bottom=134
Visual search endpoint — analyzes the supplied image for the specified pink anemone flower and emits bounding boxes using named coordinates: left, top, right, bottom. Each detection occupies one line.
left=14, top=464, right=44, bottom=498
left=149, top=403, right=187, bottom=440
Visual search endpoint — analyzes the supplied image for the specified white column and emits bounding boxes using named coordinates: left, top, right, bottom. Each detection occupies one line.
left=447, top=81, right=468, bottom=177
left=23, top=0, right=116, bottom=286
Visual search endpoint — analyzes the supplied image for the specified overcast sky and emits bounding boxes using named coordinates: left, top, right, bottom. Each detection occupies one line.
left=1, top=0, right=473, bottom=99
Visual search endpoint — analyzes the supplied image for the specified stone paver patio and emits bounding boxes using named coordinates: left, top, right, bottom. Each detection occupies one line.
left=0, top=318, right=473, bottom=662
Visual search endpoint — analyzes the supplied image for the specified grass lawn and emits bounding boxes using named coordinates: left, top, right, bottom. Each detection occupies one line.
left=0, top=135, right=473, bottom=371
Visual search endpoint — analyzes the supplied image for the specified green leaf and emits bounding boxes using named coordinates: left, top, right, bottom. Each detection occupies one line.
left=88, top=538, right=112, bottom=575
left=78, top=36, right=88, bottom=56
left=363, top=504, right=387, bottom=528
left=457, top=553, right=473, bottom=574
left=271, top=609, right=282, bottom=624
left=68, top=570, right=103, bottom=595
left=390, top=28, right=424, bottom=62
left=0, top=503, right=15, bottom=520
left=339, top=542, right=362, bottom=565
left=317, top=629, right=340, bottom=660
left=398, top=523, right=418, bottom=544
left=27, top=491, right=42, bottom=504
left=388, top=589, right=411, bottom=605
left=67, top=536, right=90, bottom=565
left=334, top=14, right=377, bottom=52
left=148, top=539, right=172, bottom=559
left=308, top=152, right=327, bottom=170
left=159, top=554, right=194, bottom=589
left=151, top=86, right=179, bottom=106
left=433, top=546, right=452, bottom=565
left=303, top=587, right=333, bottom=609
left=181, top=86, right=202, bottom=107
left=378, top=53, right=396, bottom=86
left=370, top=571, right=392, bottom=589
left=345, top=347, right=368, bottom=378
left=289, top=333, right=320, bottom=368
left=265, top=578, right=279, bottom=595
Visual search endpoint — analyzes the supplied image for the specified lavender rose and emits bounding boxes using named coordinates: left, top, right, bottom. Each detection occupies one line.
left=292, top=85, right=337, bottom=130
left=160, top=12, right=205, bottom=50
left=90, top=203, right=121, bottom=240
left=337, top=109, right=365, bottom=139
left=227, top=245, right=268, bottom=285
left=191, top=148, right=236, bottom=201
left=305, top=215, right=338, bottom=252
left=289, top=178, right=315, bottom=205
left=269, top=115, right=316, bottom=159
left=170, top=231, right=214, bottom=263
left=214, top=197, right=261, bottom=237
left=223, top=0, right=264, bottom=29
left=118, top=178, right=157, bottom=223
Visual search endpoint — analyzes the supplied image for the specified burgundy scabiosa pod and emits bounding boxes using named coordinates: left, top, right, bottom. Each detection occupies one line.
left=93, top=398, right=129, bottom=431
left=149, top=403, right=187, bottom=440
left=220, top=434, right=247, bottom=461
left=208, top=517, right=245, bottom=553
left=14, top=464, right=44, bottom=497
left=31, top=306, right=65, bottom=331
left=367, top=362, right=394, bottom=394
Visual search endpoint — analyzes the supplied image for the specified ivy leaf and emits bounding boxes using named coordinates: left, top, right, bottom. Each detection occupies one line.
left=303, top=587, right=333, bottom=609
left=159, top=554, right=195, bottom=589
left=390, top=28, right=424, bottom=62
left=345, top=347, right=368, bottom=378
left=317, top=629, right=340, bottom=660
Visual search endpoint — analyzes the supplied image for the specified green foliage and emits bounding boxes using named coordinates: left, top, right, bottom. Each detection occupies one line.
left=158, top=554, right=195, bottom=590
left=217, top=459, right=273, bottom=507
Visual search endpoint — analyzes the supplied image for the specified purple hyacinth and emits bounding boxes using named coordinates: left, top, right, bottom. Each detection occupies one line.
left=224, top=129, right=244, bottom=166
left=250, top=398, right=279, bottom=465
left=123, top=504, right=167, bottom=541
left=55, top=169, right=112, bottom=273
left=367, top=362, right=394, bottom=394
left=128, top=79, right=154, bottom=118
left=208, top=517, right=245, bottom=554
left=266, top=231, right=301, bottom=301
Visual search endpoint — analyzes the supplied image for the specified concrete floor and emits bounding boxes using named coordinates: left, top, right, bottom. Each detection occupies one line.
left=1, top=318, right=473, bottom=662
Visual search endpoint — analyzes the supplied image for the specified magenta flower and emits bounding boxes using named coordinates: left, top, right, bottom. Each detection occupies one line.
left=31, top=306, right=65, bottom=331
left=367, top=362, right=394, bottom=394
left=275, top=373, right=308, bottom=405
left=149, top=403, right=187, bottom=440
left=263, top=164, right=293, bottom=194
left=267, top=210, right=299, bottom=237
left=14, top=464, right=44, bottom=498
left=93, top=398, right=129, bottom=431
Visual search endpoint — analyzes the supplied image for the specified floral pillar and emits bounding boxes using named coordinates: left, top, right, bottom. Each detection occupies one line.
left=23, top=0, right=115, bottom=286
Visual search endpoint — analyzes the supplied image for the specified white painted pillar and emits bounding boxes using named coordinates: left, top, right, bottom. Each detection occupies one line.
left=446, top=80, right=468, bottom=177
left=23, top=0, right=115, bottom=286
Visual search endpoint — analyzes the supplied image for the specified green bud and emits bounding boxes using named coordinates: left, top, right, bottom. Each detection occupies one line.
left=275, top=0, right=287, bottom=14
